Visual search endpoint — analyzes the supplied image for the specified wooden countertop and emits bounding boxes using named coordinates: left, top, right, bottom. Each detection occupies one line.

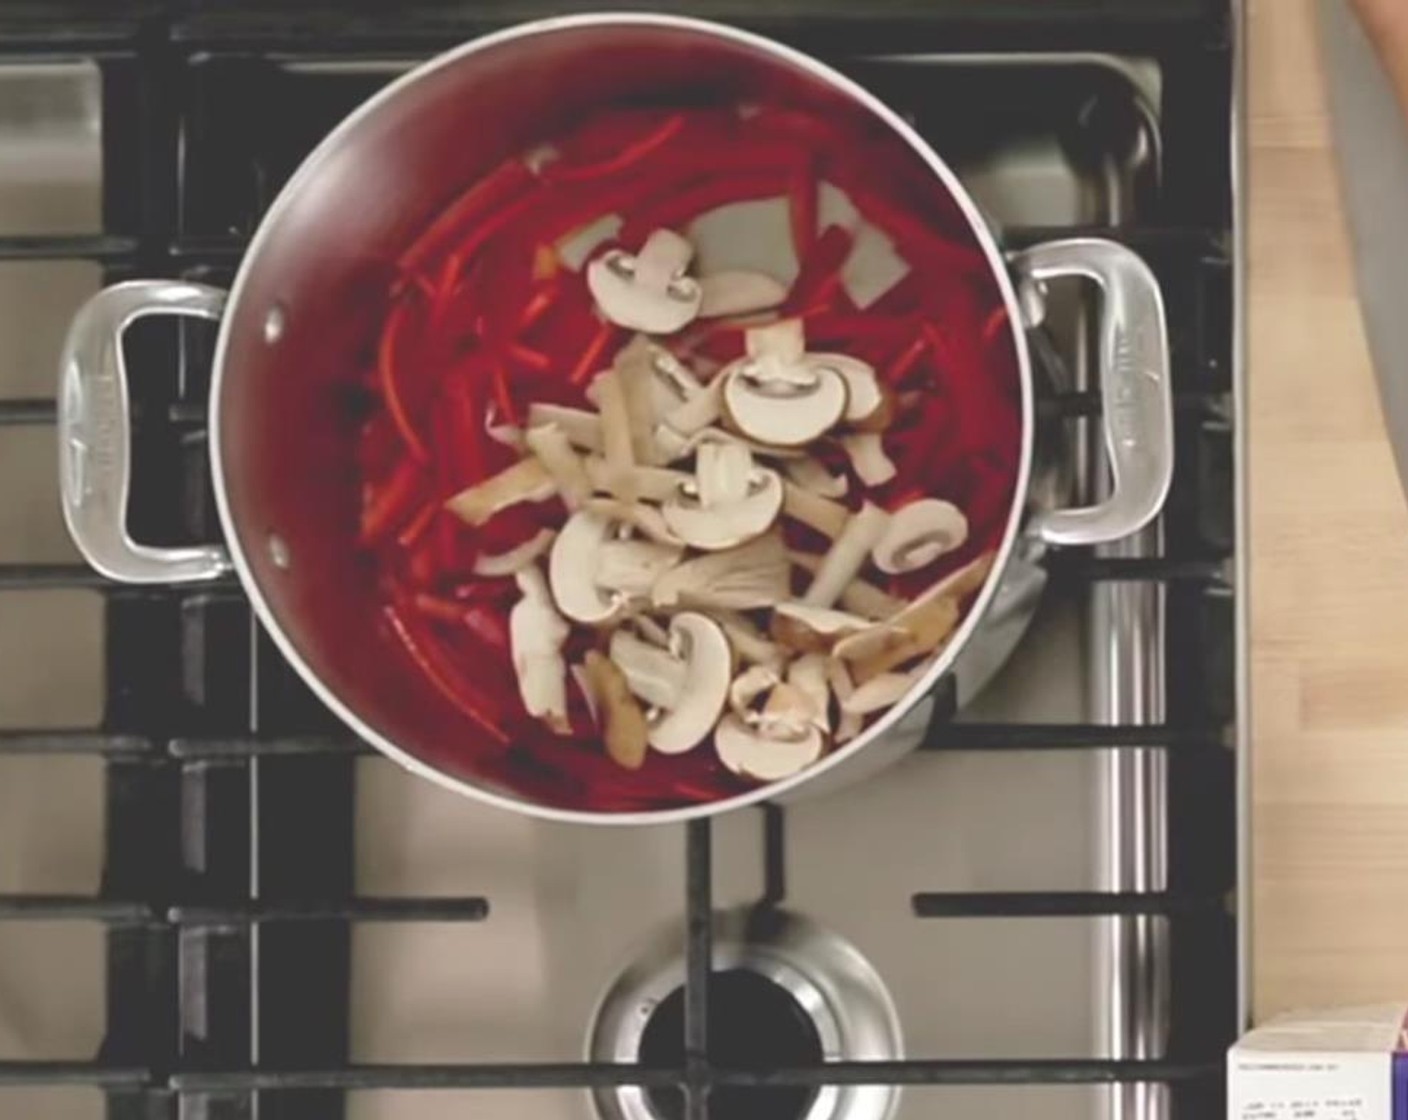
left=1250, top=0, right=1408, bottom=1019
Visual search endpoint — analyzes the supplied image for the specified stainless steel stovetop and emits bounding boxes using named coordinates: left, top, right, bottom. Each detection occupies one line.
left=0, top=12, right=1241, bottom=1120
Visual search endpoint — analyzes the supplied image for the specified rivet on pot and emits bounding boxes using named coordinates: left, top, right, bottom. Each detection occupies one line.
left=268, top=533, right=290, bottom=570
left=263, top=304, right=286, bottom=344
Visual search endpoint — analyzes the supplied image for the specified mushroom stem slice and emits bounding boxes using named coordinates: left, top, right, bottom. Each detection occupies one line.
left=840, top=431, right=897, bottom=487
left=612, top=337, right=663, bottom=466
left=789, top=551, right=905, bottom=621
left=772, top=602, right=876, bottom=654
left=788, top=654, right=832, bottom=733
left=582, top=651, right=649, bottom=771
left=509, top=567, right=570, bottom=733
left=660, top=376, right=723, bottom=437
left=713, top=608, right=785, bottom=671
left=473, top=528, right=556, bottom=578
left=827, top=659, right=865, bottom=744
left=445, top=458, right=556, bottom=527
left=609, top=630, right=690, bottom=710
left=588, top=367, right=638, bottom=503
left=840, top=670, right=916, bottom=716
left=802, top=502, right=891, bottom=608
left=647, top=613, right=734, bottom=755
left=781, top=481, right=851, bottom=538
left=549, top=510, right=630, bottom=624
left=651, top=531, right=791, bottom=611
left=582, top=458, right=691, bottom=504
left=661, top=443, right=784, bottom=552
left=813, top=353, right=888, bottom=429
left=524, top=424, right=592, bottom=510
left=729, top=664, right=782, bottom=724
left=872, top=498, right=969, bottom=574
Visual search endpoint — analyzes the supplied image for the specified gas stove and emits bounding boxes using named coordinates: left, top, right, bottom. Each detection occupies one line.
left=0, top=4, right=1240, bottom=1120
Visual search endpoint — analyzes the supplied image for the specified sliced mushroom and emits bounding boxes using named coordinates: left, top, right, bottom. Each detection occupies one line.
left=661, top=442, right=783, bottom=551
left=813, top=353, right=889, bottom=429
left=826, top=659, right=864, bottom=743
left=473, top=528, right=556, bottom=578
left=509, top=567, right=570, bottom=734
left=582, top=650, right=648, bottom=771
left=660, top=375, right=722, bottom=437
left=596, top=537, right=683, bottom=599
left=643, top=612, right=734, bottom=755
left=771, top=602, right=877, bottom=654
left=647, top=346, right=705, bottom=416
left=784, top=456, right=848, bottom=500
left=841, top=668, right=920, bottom=717
left=445, top=458, right=555, bottom=527
left=720, top=356, right=847, bottom=448
left=872, top=498, right=969, bottom=574
left=728, top=663, right=782, bottom=724
left=526, top=403, right=602, bottom=453
left=840, top=431, right=897, bottom=487
left=789, top=550, right=905, bottom=621
left=801, top=502, right=891, bottom=608
left=557, top=213, right=622, bottom=272
left=548, top=510, right=629, bottom=624
left=652, top=530, right=790, bottom=610
left=632, top=613, right=673, bottom=648
left=715, top=701, right=826, bottom=783
left=587, top=228, right=702, bottom=334
left=698, top=269, right=788, bottom=318
left=833, top=551, right=996, bottom=681
left=524, top=423, right=592, bottom=510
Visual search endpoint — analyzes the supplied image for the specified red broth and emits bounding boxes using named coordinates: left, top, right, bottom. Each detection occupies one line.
left=357, top=102, right=1023, bottom=812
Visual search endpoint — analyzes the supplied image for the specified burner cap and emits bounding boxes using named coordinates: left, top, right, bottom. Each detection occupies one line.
left=588, top=909, right=901, bottom=1120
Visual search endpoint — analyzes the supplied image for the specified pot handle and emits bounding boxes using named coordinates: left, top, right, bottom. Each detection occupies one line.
left=1013, top=238, right=1173, bottom=547
left=59, top=280, right=233, bottom=583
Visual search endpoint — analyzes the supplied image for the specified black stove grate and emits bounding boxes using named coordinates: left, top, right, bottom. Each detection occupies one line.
left=0, top=5, right=1237, bottom=1119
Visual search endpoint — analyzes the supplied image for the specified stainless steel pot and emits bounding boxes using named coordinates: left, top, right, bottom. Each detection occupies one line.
left=58, top=14, right=1172, bottom=823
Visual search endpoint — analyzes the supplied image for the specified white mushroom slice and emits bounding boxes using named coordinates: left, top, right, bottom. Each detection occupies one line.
left=677, top=425, right=808, bottom=461
left=584, top=498, right=685, bottom=547
left=715, top=713, right=825, bottom=783
left=473, top=528, right=556, bottom=578
left=632, top=613, right=673, bottom=648
left=524, top=424, right=591, bottom=510
left=840, top=432, right=897, bottom=487
left=582, top=457, right=691, bottom=504
left=784, top=456, right=848, bottom=500
left=789, top=550, right=904, bottom=621
left=445, top=458, right=556, bottom=527
left=728, top=664, right=782, bottom=724
left=788, top=654, right=832, bottom=734
left=526, top=403, right=602, bottom=452
left=652, top=531, right=790, bottom=610
left=713, top=608, right=786, bottom=671
left=801, top=502, right=891, bottom=608
left=872, top=498, right=969, bottom=574
left=582, top=650, right=648, bottom=771
left=771, top=602, right=876, bottom=654
left=557, top=213, right=622, bottom=272
left=609, top=629, right=690, bottom=710
left=587, top=228, right=702, bottom=334
left=548, top=510, right=628, bottom=624
left=589, top=367, right=638, bottom=502
left=781, top=481, right=851, bottom=538
left=812, top=353, right=888, bottom=429
left=833, top=551, right=996, bottom=681
left=661, top=443, right=784, bottom=552
left=746, top=318, right=806, bottom=363
left=509, top=567, right=570, bottom=733
left=720, top=357, right=847, bottom=448
left=698, top=269, right=788, bottom=318
left=596, top=538, right=683, bottom=599
left=647, top=612, right=733, bottom=755
left=570, top=661, right=600, bottom=725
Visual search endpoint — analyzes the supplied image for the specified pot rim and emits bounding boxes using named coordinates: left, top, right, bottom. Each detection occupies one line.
left=208, top=10, right=1036, bottom=826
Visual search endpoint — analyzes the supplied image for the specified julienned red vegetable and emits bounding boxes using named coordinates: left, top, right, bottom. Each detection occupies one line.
left=358, top=101, right=1020, bottom=810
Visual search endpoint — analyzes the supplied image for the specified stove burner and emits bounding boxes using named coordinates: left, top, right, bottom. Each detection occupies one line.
left=638, top=969, right=825, bottom=1120
left=589, top=909, right=902, bottom=1120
